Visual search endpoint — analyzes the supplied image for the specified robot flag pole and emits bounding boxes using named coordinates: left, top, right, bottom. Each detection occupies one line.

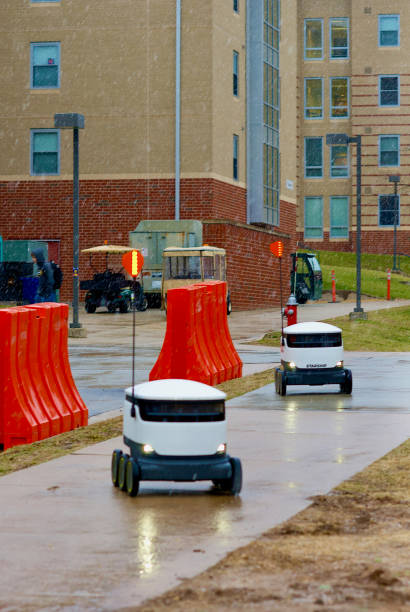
left=122, top=250, right=144, bottom=413
left=269, top=241, right=285, bottom=334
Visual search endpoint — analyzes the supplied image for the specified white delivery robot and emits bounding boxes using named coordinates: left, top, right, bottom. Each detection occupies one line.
left=111, top=379, right=242, bottom=496
left=275, top=321, right=352, bottom=396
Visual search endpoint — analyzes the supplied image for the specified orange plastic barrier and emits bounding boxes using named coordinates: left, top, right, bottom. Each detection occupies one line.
left=0, top=303, right=88, bottom=451
left=149, top=281, right=242, bottom=384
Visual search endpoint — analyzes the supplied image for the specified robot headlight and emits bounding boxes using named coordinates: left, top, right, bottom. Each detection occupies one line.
left=142, top=443, right=155, bottom=454
left=216, top=443, right=226, bottom=454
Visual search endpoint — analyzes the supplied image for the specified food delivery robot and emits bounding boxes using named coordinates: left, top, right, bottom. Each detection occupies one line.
left=275, top=321, right=352, bottom=396
left=111, top=379, right=242, bottom=496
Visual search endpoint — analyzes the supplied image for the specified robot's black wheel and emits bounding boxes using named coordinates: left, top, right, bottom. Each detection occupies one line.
left=218, top=457, right=243, bottom=495
left=340, top=369, right=353, bottom=395
left=111, top=449, right=123, bottom=487
left=126, top=457, right=140, bottom=497
left=118, top=453, right=130, bottom=491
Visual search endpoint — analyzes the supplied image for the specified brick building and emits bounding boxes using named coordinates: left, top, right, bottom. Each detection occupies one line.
left=0, top=0, right=296, bottom=311
left=291, top=0, right=410, bottom=255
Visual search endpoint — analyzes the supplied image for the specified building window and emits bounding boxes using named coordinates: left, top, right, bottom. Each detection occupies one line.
left=330, top=196, right=349, bottom=237
left=305, top=137, right=323, bottom=178
left=304, top=78, right=323, bottom=119
left=233, top=0, right=239, bottom=13
left=330, top=77, right=349, bottom=118
left=304, top=196, right=323, bottom=238
left=379, top=75, right=399, bottom=106
left=304, top=19, right=323, bottom=60
left=233, top=134, right=239, bottom=180
left=233, top=51, right=239, bottom=96
left=30, top=42, right=60, bottom=88
left=31, top=0, right=60, bottom=3
left=330, top=144, right=349, bottom=177
left=379, top=194, right=400, bottom=226
left=379, top=15, right=400, bottom=47
left=330, top=18, right=349, bottom=58
left=31, top=130, right=60, bottom=175
left=379, top=135, right=400, bottom=167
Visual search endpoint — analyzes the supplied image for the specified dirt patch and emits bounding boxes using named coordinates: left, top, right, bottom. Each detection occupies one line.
left=137, top=439, right=410, bottom=611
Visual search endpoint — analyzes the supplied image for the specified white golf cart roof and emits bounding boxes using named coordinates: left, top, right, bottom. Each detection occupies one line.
left=283, top=321, right=342, bottom=334
left=163, top=246, right=225, bottom=254
left=125, top=379, right=226, bottom=401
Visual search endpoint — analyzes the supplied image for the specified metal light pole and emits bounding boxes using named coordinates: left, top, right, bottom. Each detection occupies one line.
left=389, top=175, right=400, bottom=272
left=54, top=113, right=85, bottom=335
left=326, top=133, right=366, bottom=319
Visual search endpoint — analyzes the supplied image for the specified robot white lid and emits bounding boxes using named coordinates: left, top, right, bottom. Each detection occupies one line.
left=125, top=379, right=227, bottom=401
left=283, top=321, right=342, bottom=334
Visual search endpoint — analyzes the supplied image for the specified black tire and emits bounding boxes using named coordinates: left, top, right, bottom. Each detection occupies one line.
left=119, top=299, right=130, bottom=313
left=274, top=369, right=280, bottom=395
left=107, top=302, right=116, bottom=313
left=85, top=302, right=97, bottom=314
left=341, top=369, right=353, bottom=395
left=111, top=449, right=123, bottom=487
left=218, top=457, right=243, bottom=495
left=126, top=457, right=140, bottom=497
left=279, top=372, right=287, bottom=396
left=137, top=295, right=148, bottom=312
left=118, top=453, right=129, bottom=491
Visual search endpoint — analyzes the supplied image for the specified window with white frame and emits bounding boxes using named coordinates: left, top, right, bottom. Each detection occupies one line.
left=304, top=196, right=323, bottom=238
left=233, top=51, right=239, bottom=96
left=233, top=134, right=239, bottom=180
left=330, top=196, right=349, bottom=237
left=233, top=0, right=239, bottom=13
left=304, top=78, right=323, bottom=119
left=379, top=135, right=400, bottom=167
left=330, top=18, right=349, bottom=58
left=304, top=19, right=323, bottom=60
left=31, top=130, right=60, bottom=175
left=379, top=194, right=400, bottom=226
left=30, top=42, right=60, bottom=88
left=330, top=77, right=349, bottom=117
left=330, top=144, right=349, bottom=177
left=31, top=0, right=60, bottom=3
left=305, top=137, right=323, bottom=178
left=379, top=15, right=400, bottom=47
left=379, top=75, right=399, bottom=106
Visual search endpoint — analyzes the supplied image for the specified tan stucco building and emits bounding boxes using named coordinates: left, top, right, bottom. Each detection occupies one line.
left=0, top=0, right=294, bottom=309
left=281, top=0, right=409, bottom=255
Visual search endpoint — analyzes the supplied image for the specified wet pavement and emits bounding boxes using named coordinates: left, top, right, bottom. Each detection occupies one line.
left=0, top=406, right=408, bottom=611
left=0, top=300, right=409, bottom=610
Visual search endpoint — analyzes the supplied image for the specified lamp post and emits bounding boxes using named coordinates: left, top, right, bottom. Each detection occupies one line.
left=388, top=175, right=400, bottom=272
left=54, top=113, right=86, bottom=336
left=326, top=133, right=366, bottom=319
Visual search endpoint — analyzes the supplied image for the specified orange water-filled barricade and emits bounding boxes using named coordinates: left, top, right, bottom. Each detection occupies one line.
left=0, top=303, right=88, bottom=451
left=149, top=281, right=242, bottom=385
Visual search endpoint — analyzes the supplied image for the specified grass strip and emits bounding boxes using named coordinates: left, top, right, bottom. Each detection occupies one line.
left=320, top=263, right=410, bottom=300
left=0, top=368, right=275, bottom=477
left=137, top=438, right=410, bottom=611
left=258, top=305, right=410, bottom=352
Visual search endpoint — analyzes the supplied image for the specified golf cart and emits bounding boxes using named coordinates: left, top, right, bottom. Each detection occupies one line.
left=162, top=246, right=232, bottom=314
left=111, top=379, right=243, bottom=496
left=80, top=245, right=148, bottom=313
left=290, top=252, right=322, bottom=304
left=275, top=321, right=352, bottom=396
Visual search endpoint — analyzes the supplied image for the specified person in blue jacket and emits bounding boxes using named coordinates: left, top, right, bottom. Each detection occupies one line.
left=31, top=248, right=56, bottom=303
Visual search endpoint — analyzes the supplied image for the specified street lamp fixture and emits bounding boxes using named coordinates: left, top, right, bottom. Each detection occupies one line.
left=326, top=133, right=366, bottom=319
left=388, top=175, right=400, bottom=272
left=54, top=113, right=85, bottom=336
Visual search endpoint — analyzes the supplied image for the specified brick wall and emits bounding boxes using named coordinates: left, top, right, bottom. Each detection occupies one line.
left=297, top=231, right=410, bottom=255
left=0, top=178, right=296, bottom=308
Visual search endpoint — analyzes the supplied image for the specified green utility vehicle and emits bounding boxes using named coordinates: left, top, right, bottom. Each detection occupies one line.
left=129, top=220, right=203, bottom=307
left=290, top=252, right=322, bottom=304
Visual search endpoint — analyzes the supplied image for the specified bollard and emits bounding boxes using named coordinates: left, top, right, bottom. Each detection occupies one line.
left=387, top=269, right=391, bottom=300
left=284, top=294, right=298, bottom=326
left=331, top=270, right=336, bottom=303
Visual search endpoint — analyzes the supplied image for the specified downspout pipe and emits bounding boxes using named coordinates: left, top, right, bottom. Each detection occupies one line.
left=175, top=0, right=181, bottom=220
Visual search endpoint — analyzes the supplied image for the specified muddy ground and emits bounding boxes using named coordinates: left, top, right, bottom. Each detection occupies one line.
left=137, top=440, right=410, bottom=612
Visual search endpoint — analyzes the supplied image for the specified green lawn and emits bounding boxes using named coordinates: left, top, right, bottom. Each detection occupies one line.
left=321, top=264, right=410, bottom=300
left=258, top=305, right=410, bottom=351
left=314, top=249, right=410, bottom=276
